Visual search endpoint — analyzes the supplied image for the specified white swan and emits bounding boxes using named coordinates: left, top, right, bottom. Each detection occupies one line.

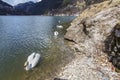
left=56, top=25, right=63, bottom=29
left=24, top=52, right=40, bottom=71
left=54, top=31, right=59, bottom=36
left=58, top=20, right=61, bottom=24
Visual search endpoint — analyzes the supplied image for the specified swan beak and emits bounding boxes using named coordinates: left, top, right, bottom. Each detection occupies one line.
left=24, top=61, right=28, bottom=67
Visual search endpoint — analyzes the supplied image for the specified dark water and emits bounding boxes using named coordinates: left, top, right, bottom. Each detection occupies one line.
left=0, top=16, right=75, bottom=80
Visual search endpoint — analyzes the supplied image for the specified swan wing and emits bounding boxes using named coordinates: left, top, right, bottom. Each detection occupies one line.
left=31, top=53, right=40, bottom=68
left=27, top=52, right=35, bottom=61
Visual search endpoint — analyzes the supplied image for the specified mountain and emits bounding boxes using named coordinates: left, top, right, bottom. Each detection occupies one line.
left=14, top=0, right=63, bottom=15
left=3, top=0, right=41, bottom=6
left=0, top=0, right=63, bottom=15
left=14, top=1, right=35, bottom=15
left=0, top=0, right=28, bottom=15
left=0, top=0, right=14, bottom=15
left=0, top=0, right=109, bottom=15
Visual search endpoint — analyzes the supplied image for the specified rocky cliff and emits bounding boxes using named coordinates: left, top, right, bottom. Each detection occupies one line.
left=56, top=0, right=120, bottom=80
left=0, top=0, right=63, bottom=15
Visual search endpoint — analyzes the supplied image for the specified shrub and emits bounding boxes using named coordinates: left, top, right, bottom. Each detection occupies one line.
left=62, top=0, right=71, bottom=6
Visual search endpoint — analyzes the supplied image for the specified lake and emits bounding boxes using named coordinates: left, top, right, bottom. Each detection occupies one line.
left=0, top=16, right=75, bottom=80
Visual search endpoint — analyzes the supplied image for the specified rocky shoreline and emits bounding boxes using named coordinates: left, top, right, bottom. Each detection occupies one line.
left=54, top=0, right=120, bottom=80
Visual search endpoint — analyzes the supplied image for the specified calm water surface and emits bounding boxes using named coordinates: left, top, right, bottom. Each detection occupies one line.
left=0, top=16, right=75, bottom=80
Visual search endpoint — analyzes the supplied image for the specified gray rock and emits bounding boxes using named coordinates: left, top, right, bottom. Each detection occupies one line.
left=62, top=1, right=120, bottom=79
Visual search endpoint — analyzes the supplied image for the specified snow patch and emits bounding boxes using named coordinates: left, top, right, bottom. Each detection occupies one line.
left=3, top=0, right=42, bottom=6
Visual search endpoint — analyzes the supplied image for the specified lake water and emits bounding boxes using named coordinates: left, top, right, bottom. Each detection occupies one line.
left=0, top=16, right=75, bottom=80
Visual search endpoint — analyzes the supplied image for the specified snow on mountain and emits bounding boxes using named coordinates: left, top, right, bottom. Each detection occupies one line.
left=3, top=0, right=42, bottom=5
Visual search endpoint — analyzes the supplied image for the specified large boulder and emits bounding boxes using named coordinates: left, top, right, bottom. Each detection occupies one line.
left=62, top=0, right=120, bottom=79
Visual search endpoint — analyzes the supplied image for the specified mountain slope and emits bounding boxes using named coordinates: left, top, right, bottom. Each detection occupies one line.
left=0, top=0, right=110, bottom=15
left=14, top=0, right=63, bottom=15
left=0, top=0, right=13, bottom=15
